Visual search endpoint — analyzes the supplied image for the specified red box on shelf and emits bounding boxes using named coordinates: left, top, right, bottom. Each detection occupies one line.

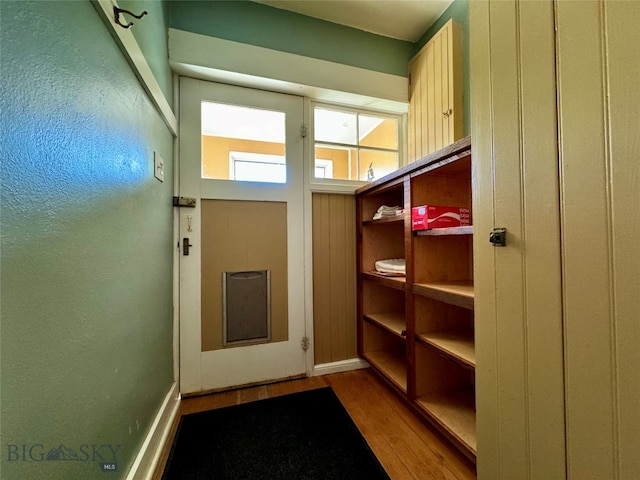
left=411, top=205, right=471, bottom=230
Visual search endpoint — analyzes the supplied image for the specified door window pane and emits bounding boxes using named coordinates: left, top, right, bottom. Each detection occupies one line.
left=201, top=102, right=286, bottom=182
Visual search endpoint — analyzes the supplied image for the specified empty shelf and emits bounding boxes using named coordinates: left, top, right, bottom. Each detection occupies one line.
left=413, top=281, right=474, bottom=309
left=416, top=388, right=476, bottom=454
left=364, top=350, right=407, bottom=392
left=364, top=313, right=406, bottom=338
left=362, top=271, right=407, bottom=290
left=416, top=330, right=475, bottom=368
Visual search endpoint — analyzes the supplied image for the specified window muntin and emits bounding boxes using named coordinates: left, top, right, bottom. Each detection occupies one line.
left=313, top=106, right=399, bottom=182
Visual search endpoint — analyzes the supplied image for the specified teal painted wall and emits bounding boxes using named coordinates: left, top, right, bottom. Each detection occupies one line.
left=169, top=0, right=414, bottom=77
left=120, top=0, right=174, bottom=105
left=0, top=1, right=174, bottom=478
left=415, top=0, right=470, bottom=136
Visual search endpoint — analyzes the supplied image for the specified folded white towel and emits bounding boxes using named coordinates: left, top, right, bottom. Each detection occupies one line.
left=375, top=258, right=406, bottom=274
left=373, top=205, right=403, bottom=220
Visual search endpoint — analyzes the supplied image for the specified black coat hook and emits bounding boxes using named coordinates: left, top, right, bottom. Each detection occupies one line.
left=114, top=6, right=148, bottom=29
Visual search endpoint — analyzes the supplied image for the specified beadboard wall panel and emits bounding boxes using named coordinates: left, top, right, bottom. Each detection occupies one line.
left=312, top=193, right=357, bottom=365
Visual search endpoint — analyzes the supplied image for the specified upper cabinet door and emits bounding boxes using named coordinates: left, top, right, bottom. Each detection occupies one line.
left=408, top=19, right=463, bottom=162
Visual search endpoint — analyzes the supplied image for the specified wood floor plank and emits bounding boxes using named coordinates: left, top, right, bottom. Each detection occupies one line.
left=152, top=369, right=477, bottom=480
left=179, top=389, right=237, bottom=415
left=359, top=369, right=476, bottom=480
left=326, top=370, right=458, bottom=480
left=326, top=386, right=416, bottom=479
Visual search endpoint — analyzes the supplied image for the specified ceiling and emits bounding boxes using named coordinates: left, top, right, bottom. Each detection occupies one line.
left=253, top=0, right=454, bottom=42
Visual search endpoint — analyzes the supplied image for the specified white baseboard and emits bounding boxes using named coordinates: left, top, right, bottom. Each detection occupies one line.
left=311, top=358, right=370, bottom=377
left=126, top=381, right=180, bottom=480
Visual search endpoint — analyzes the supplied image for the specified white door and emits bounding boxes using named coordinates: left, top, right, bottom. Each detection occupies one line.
left=179, top=78, right=307, bottom=394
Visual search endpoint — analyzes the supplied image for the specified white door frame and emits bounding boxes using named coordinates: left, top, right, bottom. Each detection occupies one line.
left=178, top=77, right=313, bottom=394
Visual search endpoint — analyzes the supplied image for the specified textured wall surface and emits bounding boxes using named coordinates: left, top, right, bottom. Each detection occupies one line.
left=0, top=1, right=174, bottom=478
left=169, top=0, right=414, bottom=77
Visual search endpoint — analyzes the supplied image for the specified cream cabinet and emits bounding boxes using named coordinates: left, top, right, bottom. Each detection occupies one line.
left=408, top=19, right=463, bottom=162
left=471, top=1, right=640, bottom=479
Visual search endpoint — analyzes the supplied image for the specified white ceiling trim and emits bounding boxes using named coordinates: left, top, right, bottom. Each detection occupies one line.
left=169, top=28, right=408, bottom=113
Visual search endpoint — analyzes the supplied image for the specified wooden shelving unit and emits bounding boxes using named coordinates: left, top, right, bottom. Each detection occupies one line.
left=356, top=136, right=476, bottom=461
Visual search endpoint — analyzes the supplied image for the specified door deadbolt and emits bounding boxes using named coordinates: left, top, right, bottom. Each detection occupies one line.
left=183, top=237, right=193, bottom=256
left=489, top=228, right=507, bottom=246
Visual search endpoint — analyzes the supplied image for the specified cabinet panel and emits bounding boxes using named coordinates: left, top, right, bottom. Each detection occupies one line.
left=470, top=1, right=565, bottom=478
left=425, top=41, right=436, bottom=154
left=408, top=19, right=463, bottom=163
left=605, top=3, right=640, bottom=478
left=433, top=33, right=443, bottom=152
left=557, top=2, right=640, bottom=479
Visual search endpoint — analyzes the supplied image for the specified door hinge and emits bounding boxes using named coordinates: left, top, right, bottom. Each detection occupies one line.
left=301, top=336, right=310, bottom=351
left=300, top=125, right=308, bottom=138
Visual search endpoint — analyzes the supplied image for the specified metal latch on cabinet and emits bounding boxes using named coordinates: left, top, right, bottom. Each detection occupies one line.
left=489, top=228, right=507, bottom=246
left=173, top=196, right=196, bottom=208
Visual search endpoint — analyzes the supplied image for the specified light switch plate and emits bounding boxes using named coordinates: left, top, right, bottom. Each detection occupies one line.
left=154, top=151, right=164, bottom=182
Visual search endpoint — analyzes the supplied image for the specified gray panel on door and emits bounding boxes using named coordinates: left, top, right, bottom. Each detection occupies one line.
left=222, top=270, right=271, bottom=346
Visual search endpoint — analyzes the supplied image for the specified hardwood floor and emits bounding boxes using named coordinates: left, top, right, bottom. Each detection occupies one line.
left=153, top=368, right=476, bottom=480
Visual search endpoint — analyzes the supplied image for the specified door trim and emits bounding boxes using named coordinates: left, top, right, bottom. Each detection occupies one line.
left=178, top=78, right=308, bottom=394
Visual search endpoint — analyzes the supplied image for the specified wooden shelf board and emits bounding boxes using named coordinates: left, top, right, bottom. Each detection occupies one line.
left=416, top=388, right=477, bottom=454
left=356, top=136, right=472, bottom=195
left=363, top=350, right=407, bottom=392
left=364, top=313, right=406, bottom=338
left=361, top=271, right=406, bottom=291
left=363, top=215, right=405, bottom=226
left=416, top=330, right=475, bottom=368
left=410, top=152, right=471, bottom=179
left=413, top=281, right=474, bottom=310
left=415, top=226, right=473, bottom=236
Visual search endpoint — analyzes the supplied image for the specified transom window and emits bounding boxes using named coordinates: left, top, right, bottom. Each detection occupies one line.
left=201, top=101, right=286, bottom=183
left=313, top=105, right=400, bottom=182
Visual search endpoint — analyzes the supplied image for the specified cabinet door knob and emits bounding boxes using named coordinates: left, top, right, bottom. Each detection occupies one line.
left=489, top=228, right=507, bottom=246
left=442, top=109, right=452, bottom=117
